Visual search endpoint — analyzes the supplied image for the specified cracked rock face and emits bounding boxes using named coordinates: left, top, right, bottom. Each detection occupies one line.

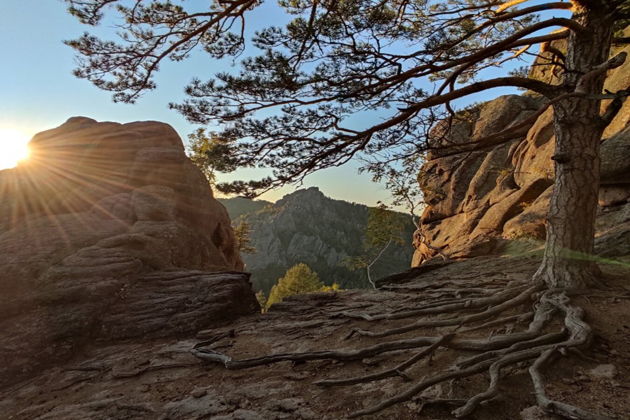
left=0, top=117, right=258, bottom=387
left=413, top=40, right=630, bottom=266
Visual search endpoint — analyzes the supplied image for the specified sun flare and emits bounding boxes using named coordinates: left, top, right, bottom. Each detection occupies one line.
left=0, top=128, right=32, bottom=170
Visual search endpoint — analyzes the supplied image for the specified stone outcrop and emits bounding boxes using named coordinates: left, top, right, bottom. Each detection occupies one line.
left=413, top=40, right=630, bottom=266
left=0, top=117, right=258, bottom=386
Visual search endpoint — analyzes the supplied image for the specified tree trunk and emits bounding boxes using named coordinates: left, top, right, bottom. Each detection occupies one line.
left=534, top=5, right=614, bottom=289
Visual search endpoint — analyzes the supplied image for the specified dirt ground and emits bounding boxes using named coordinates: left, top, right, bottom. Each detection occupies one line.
left=2, top=254, right=629, bottom=419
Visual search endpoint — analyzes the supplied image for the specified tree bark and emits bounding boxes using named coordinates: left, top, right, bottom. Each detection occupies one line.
left=534, top=4, right=614, bottom=289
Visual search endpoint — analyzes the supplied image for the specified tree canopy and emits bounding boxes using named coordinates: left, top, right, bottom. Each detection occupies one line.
left=64, top=0, right=628, bottom=196
left=186, top=128, right=239, bottom=185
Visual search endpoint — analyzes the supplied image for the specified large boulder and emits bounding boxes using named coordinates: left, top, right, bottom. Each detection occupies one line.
left=0, top=118, right=258, bottom=386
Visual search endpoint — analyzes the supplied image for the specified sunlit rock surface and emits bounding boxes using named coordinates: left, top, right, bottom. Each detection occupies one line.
left=413, top=40, right=630, bottom=266
left=0, top=117, right=258, bottom=386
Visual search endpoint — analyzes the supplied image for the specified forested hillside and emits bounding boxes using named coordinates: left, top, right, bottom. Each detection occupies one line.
left=220, top=187, right=415, bottom=292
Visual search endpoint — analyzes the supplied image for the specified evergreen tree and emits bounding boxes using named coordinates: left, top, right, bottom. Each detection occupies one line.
left=64, top=1, right=630, bottom=417
left=266, top=263, right=324, bottom=309
left=186, top=128, right=239, bottom=185
left=64, top=0, right=629, bottom=288
left=233, top=219, right=257, bottom=254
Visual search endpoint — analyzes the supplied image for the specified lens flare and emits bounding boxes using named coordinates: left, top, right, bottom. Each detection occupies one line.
left=0, top=128, right=31, bottom=169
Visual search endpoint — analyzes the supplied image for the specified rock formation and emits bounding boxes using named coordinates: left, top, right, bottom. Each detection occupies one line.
left=413, top=39, right=630, bottom=266
left=220, top=187, right=415, bottom=292
left=0, top=117, right=258, bottom=387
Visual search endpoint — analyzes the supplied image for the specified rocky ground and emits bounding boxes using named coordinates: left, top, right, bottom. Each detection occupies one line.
left=3, top=251, right=628, bottom=420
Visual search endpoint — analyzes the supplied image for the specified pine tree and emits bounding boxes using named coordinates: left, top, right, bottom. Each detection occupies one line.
left=266, top=263, right=324, bottom=309
left=186, top=128, right=239, bottom=185
left=233, top=219, right=257, bottom=254
left=64, top=0, right=629, bottom=289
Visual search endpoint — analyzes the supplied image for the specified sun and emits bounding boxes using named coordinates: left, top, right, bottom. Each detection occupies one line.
left=0, top=128, right=32, bottom=170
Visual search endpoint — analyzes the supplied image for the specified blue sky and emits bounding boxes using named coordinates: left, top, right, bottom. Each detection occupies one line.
left=0, top=0, right=565, bottom=206
left=0, top=0, right=400, bottom=205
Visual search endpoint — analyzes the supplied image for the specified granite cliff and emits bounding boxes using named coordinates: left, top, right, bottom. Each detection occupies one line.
left=412, top=38, right=630, bottom=266
left=0, top=117, right=259, bottom=387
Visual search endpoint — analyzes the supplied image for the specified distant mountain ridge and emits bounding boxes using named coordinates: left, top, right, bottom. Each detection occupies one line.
left=219, top=187, right=415, bottom=293
left=219, top=196, right=272, bottom=220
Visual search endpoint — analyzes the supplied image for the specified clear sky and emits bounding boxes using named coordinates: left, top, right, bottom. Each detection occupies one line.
left=0, top=0, right=399, bottom=205
left=0, top=0, right=562, bottom=206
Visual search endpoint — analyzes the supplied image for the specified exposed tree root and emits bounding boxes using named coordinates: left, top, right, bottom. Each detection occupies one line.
left=192, top=326, right=554, bottom=368
left=110, top=362, right=201, bottom=379
left=340, top=282, right=530, bottom=321
left=192, top=279, right=611, bottom=419
left=348, top=283, right=541, bottom=338
left=456, top=330, right=566, bottom=369
left=457, top=311, right=533, bottom=334
left=314, top=334, right=455, bottom=387
left=530, top=349, right=612, bottom=420
left=380, top=278, right=507, bottom=292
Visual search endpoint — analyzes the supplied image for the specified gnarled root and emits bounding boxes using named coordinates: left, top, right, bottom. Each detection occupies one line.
left=530, top=349, right=611, bottom=420
left=192, top=281, right=610, bottom=419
